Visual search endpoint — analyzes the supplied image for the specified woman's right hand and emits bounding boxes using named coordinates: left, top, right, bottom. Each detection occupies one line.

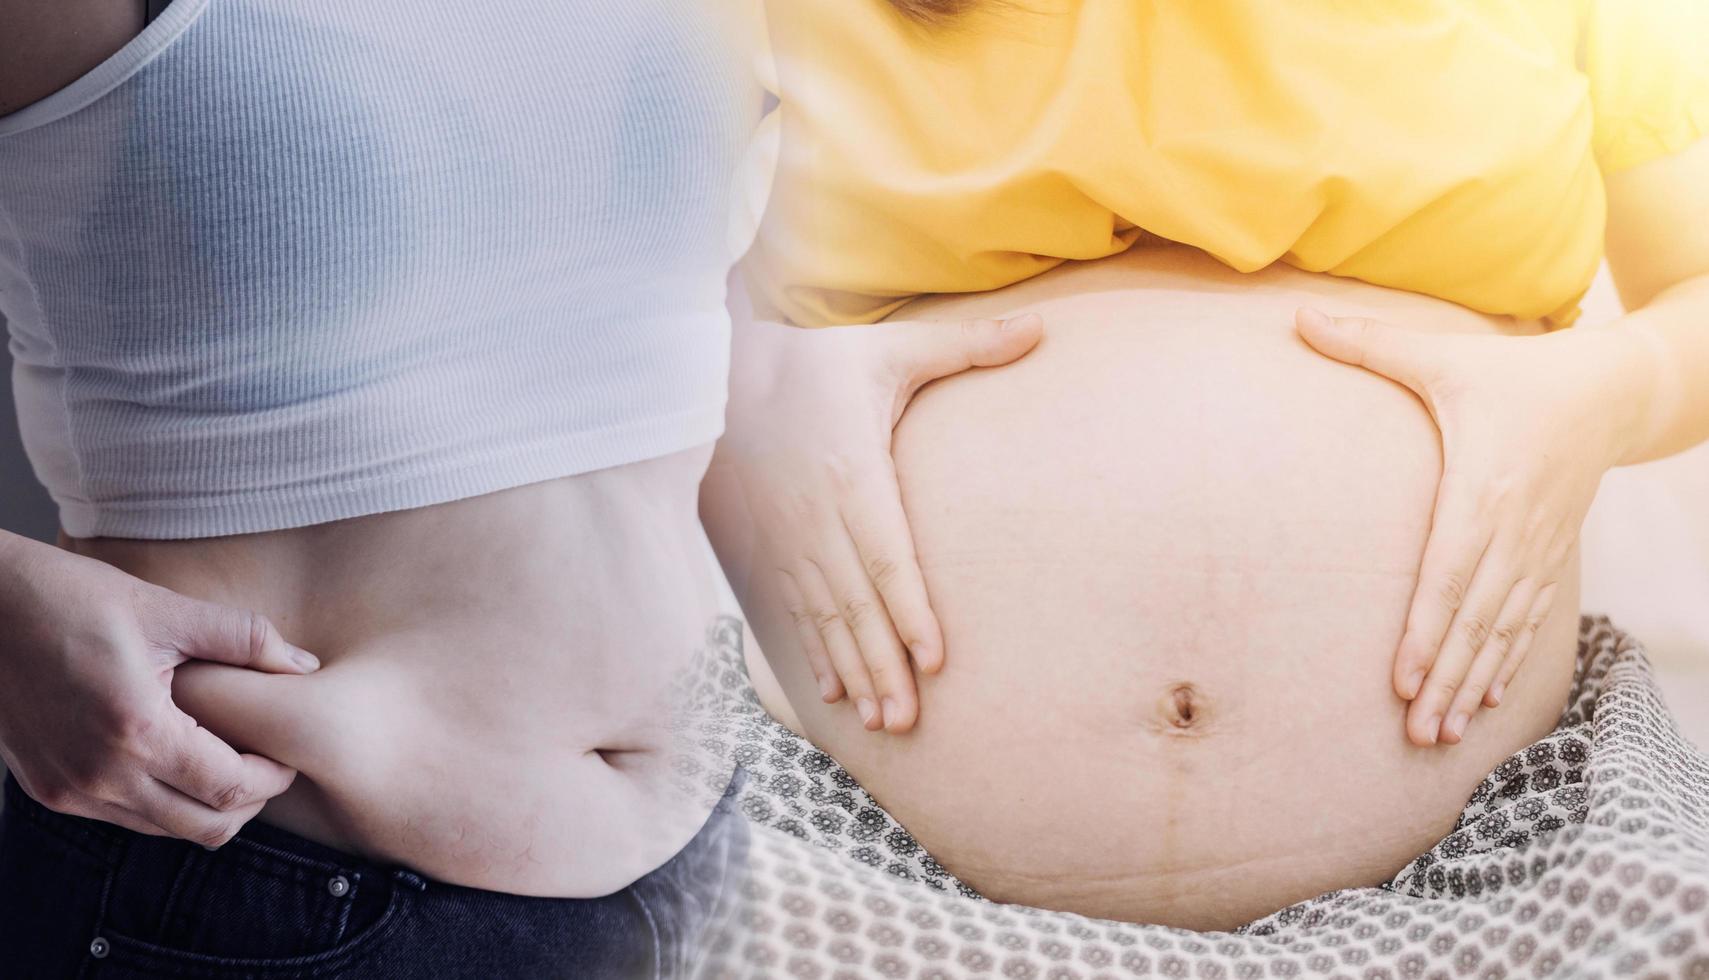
left=709, top=313, right=1044, bottom=733
left=0, top=532, right=320, bottom=846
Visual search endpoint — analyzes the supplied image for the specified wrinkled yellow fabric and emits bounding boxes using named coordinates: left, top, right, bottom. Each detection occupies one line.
left=745, top=0, right=1709, bottom=329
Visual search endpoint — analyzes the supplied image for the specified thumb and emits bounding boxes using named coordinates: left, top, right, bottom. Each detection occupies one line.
left=1295, top=307, right=1432, bottom=391
left=165, top=598, right=321, bottom=674
left=887, top=312, right=1044, bottom=390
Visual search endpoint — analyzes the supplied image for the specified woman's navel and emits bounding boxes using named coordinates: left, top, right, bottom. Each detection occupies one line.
left=1152, top=681, right=1215, bottom=737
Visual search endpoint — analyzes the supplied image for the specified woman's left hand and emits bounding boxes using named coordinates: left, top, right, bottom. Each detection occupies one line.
left=1294, top=307, right=1652, bottom=747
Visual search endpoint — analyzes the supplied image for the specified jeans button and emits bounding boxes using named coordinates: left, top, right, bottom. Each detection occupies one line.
left=89, top=936, right=110, bottom=959
left=327, top=874, right=351, bottom=898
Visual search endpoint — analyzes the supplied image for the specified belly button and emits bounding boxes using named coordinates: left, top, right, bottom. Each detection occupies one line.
left=1156, top=682, right=1208, bottom=735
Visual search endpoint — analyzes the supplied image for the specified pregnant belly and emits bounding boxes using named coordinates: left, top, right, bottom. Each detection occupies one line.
left=750, top=244, right=1580, bottom=930
left=76, top=446, right=727, bottom=898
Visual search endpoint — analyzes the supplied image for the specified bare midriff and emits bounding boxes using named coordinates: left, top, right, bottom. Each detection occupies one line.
left=68, top=445, right=724, bottom=898
left=746, top=243, right=1580, bottom=931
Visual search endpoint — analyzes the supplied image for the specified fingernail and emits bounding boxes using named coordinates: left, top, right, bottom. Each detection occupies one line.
left=1423, top=714, right=1442, bottom=745
left=857, top=698, right=879, bottom=729
left=1402, top=668, right=1426, bottom=700
left=881, top=697, right=899, bottom=728
left=910, top=644, right=937, bottom=672
left=291, top=647, right=321, bottom=672
left=819, top=676, right=838, bottom=702
left=1488, top=683, right=1505, bottom=706
left=1002, top=313, right=1041, bottom=331
left=1445, top=713, right=1467, bottom=741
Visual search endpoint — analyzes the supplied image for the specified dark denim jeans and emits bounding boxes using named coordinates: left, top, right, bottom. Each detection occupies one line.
left=0, top=773, right=745, bottom=979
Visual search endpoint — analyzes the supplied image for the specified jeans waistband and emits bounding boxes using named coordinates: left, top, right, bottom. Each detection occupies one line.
left=2, top=770, right=424, bottom=886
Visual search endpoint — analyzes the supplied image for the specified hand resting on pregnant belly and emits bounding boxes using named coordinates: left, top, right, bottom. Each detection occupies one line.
left=741, top=243, right=1581, bottom=930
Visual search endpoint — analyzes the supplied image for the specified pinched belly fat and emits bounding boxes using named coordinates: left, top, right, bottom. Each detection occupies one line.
left=84, top=447, right=727, bottom=898
left=747, top=245, right=1580, bottom=931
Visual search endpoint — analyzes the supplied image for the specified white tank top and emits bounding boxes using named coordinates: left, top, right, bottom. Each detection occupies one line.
left=0, top=0, right=758, bottom=538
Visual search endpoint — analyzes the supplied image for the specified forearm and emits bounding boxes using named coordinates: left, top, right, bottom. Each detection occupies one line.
left=1608, top=271, right=1709, bottom=465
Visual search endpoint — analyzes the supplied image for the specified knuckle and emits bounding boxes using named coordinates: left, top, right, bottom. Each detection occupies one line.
left=1523, top=510, right=1551, bottom=540
left=840, top=595, right=877, bottom=629
left=1429, top=680, right=1460, bottom=703
left=104, top=706, right=157, bottom=755
left=810, top=608, right=842, bottom=635
left=865, top=554, right=899, bottom=589
left=822, top=456, right=856, bottom=494
left=193, top=821, right=238, bottom=849
left=210, top=780, right=250, bottom=812
left=1459, top=614, right=1491, bottom=648
left=59, top=752, right=111, bottom=796
left=241, top=612, right=277, bottom=661
left=782, top=488, right=818, bottom=524
left=1435, top=573, right=1467, bottom=611
left=1488, top=620, right=1521, bottom=651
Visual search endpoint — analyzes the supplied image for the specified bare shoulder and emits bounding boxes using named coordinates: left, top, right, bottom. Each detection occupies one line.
left=0, top=0, right=145, bottom=118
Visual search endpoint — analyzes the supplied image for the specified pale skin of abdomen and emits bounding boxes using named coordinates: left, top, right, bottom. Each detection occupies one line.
left=75, top=446, right=724, bottom=898
left=746, top=244, right=1579, bottom=930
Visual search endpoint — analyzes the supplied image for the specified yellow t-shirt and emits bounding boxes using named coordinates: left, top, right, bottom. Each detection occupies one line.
left=745, top=0, right=1709, bottom=328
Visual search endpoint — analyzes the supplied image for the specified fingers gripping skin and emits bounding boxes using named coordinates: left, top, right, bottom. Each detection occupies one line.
left=0, top=535, right=319, bottom=845
left=157, top=594, right=322, bottom=673
left=20, top=696, right=295, bottom=849
left=150, top=705, right=297, bottom=816
left=132, top=779, right=271, bottom=849
left=84, top=801, right=172, bottom=838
